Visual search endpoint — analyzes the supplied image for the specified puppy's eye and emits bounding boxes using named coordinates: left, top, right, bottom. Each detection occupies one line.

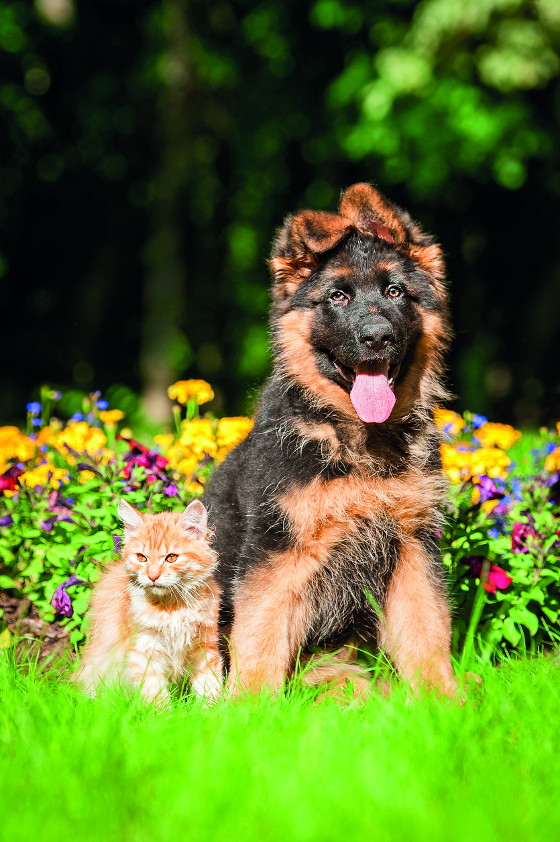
left=328, top=290, right=349, bottom=305
left=136, top=553, right=147, bottom=563
left=165, top=554, right=178, bottom=563
left=386, top=284, right=402, bottom=299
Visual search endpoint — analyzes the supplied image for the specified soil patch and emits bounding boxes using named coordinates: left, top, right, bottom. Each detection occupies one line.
left=0, top=591, right=75, bottom=662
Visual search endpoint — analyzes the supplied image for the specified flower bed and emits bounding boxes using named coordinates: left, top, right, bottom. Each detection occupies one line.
left=0, top=385, right=559, bottom=662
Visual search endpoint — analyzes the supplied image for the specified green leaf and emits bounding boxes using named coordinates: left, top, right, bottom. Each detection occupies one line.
left=502, top=617, right=521, bottom=646
left=0, top=574, right=18, bottom=589
left=512, top=605, right=539, bottom=636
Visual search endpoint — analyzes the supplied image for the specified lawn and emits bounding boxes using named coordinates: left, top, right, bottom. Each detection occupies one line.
left=1, top=651, right=559, bottom=842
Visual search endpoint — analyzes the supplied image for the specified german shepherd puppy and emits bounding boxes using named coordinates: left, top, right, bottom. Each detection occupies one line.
left=203, top=183, right=457, bottom=696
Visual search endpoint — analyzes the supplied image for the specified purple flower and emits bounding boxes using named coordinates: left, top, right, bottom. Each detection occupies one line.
left=471, top=414, right=488, bottom=429
left=26, top=401, right=42, bottom=414
left=0, top=514, right=14, bottom=527
left=113, top=534, right=122, bottom=553
left=474, top=475, right=505, bottom=504
left=163, top=483, right=179, bottom=497
left=512, top=522, right=539, bottom=554
left=77, top=463, right=103, bottom=477
left=41, top=513, right=74, bottom=533
left=48, top=490, right=73, bottom=512
left=51, top=574, right=85, bottom=619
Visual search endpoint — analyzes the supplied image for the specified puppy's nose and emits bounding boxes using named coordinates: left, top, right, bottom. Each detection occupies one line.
left=359, top=322, right=393, bottom=349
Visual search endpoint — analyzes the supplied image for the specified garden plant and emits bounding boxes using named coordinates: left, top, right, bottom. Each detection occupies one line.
left=1, top=381, right=558, bottom=662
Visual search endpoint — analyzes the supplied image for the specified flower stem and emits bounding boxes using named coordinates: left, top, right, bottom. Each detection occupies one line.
left=460, top=561, right=489, bottom=671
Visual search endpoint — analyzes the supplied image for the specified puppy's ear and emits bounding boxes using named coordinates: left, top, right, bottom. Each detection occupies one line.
left=117, top=498, right=145, bottom=541
left=269, top=210, right=352, bottom=301
left=179, top=499, right=208, bottom=541
left=340, top=183, right=446, bottom=296
left=339, top=183, right=405, bottom=245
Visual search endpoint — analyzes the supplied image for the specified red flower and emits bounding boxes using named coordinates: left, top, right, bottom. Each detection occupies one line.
left=0, top=464, right=24, bottom=493
left=467, top=556, right=513, bottom=593
left=117, top=435, right=168, bottom=483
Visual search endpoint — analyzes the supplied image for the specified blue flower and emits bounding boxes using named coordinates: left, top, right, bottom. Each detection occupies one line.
left=26, top=402, right=42, bottom=414
left=71, top=412, right=84, bottom=421
left=97, top=399, right=109, bottom=410
left=31, top=418, right=42, bottom=427
left=471, top=414, right=488, bottom=429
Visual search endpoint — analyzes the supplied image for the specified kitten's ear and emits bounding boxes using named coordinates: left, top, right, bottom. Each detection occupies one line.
left=117, top=498, right=145, bottom=541
left=180, top=500, right=208, bottom=541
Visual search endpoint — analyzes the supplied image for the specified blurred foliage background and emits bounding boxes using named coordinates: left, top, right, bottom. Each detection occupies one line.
left=1, top=0, right=559, bottom=426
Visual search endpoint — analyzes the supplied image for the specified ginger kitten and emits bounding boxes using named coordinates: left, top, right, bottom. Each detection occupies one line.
left=77, top=499, right=222, bottom=703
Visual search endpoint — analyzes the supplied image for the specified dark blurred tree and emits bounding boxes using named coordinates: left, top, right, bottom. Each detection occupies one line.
left=1, top=0, right=559, bottom=425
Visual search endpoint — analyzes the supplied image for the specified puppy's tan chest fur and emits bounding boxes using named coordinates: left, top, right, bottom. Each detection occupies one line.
left=277, top=470, right=441, bottom=550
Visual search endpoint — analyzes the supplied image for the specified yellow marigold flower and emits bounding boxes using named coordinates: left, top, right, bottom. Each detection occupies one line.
left=99, top=409, right=125, bottom=425
left=56, top=421, right=107, bottom=455
left=0, top=426, right=35, bottom=469
left=470, top=446, right=511, bottom=479
left=36, top=426, right=57, bottom=447
left=175, top=455, right=199, bottom=477
left=168, top=380, right=214, bottom=406
left=185, top=480, right=204, bottom=495
left=545, top=447, right=560, bottom=473
left=78, top=470, right=97, bottom=484
left=475, top=422, right=521, bottom=450
left=440, top=443, right=511, bottom=483
left=433, top=408, right=465, bottom=436
left=556, top=422, right=560, bottom=439
left=216, top=416, right=253, bottom=461
left=154, top=433, right=175, bottom=454
left=20, top=462, right=68, bottom=490
left=179, top=419, right=217, bottom=459
left=440, top=443, right=473, bottom=483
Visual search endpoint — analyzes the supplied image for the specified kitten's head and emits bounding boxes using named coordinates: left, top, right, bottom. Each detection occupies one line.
left=117, top=499, right=217, bottom=599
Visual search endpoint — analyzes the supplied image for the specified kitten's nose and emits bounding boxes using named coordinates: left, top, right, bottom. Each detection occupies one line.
left=147, top=566, right=161, bottom=582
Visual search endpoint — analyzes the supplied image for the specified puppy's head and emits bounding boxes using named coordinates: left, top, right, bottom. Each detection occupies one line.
left=269, top=183, right=449, bottom=424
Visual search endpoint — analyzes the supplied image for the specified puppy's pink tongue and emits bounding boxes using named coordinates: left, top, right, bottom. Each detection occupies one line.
left=350, top=364, right=396, bottom=423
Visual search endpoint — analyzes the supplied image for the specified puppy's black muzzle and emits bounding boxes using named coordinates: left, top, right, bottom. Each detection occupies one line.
left=359, top=317, right=394, bottom=352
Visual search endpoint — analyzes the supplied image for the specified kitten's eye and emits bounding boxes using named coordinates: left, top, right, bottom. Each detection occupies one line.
left=386, top=284, right=402, bottom=299
left=136, top=553, right=147, bottom=563
left=165, top=554, right=178, bottom=563
left=328, top=290, right=349, bottom=306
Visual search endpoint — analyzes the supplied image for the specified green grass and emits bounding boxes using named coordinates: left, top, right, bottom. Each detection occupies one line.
left=1, top=652, right=560, bottom=841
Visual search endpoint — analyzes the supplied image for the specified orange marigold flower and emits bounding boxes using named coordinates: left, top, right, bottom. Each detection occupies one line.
left=433, top=408, right=465, bottom=436
left=0, top=426, right=35, bottom=470
left=545, top=447, right=560, bottom=473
